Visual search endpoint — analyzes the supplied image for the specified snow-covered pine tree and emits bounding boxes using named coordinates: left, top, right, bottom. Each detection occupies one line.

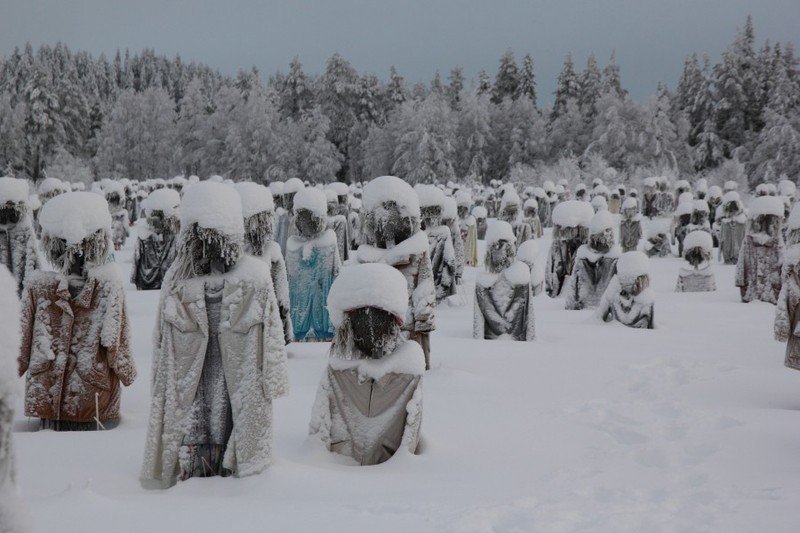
left=493, top=49, right=520, bottom=104
left=518, top=53, right=537, bottom=106
left=552, top=54, right=580, bottom=120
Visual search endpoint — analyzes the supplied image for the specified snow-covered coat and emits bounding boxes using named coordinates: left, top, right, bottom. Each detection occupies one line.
left=645, top=233, right=671, bottom=257
left=286, top=229, right=340, bottom=341
left=564, top=245, right=620, bottom=310
left=545, top=238, right=583, bottom=298
left=110, top=210, right=130, bottom=248
left=328, top=214, right=350, bottom=263
left=309, top=341, right=423, bottom=465
left=427, top=225, right=457, bottom=302
left=445, top=219, right=465, bottom=284
left=348, top=210, right=362, bottom=250
left=597, top=278, right=655, bottom=329
left=131, top=229, right=177, bottom=290
left=274, top=210, right=292, bottom=255
left=459, top=216, right=479, bottom=267
left=17, top=265, right=136, bottom=425
left=0, top=221, right=39, bottom=295
left=260, top=241, right=293, bottom=345
left=776, top=249, right=800, bottom=371
left=141, top=256, right=288, bottom=489
left=717, top=214, right=747, bottom=264
left=517, top=216, right=542, bottom=244
left=474, top=261, right=535, bottom=341
left=735, top=233, right=783, bottom=304
left=619, top=217, right=642, bottom=253
left=675, top=264, right=716, bottom=292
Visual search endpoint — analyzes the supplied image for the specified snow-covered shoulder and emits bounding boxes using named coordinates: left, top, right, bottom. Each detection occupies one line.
left=329, top=340, right=425, bottom=380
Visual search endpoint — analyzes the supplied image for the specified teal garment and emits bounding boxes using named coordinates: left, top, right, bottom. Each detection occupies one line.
left=287, top=238, right=338, bottom=341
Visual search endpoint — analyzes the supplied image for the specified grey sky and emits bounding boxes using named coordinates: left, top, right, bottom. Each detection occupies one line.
left=1, top=0, right=798, bottom=103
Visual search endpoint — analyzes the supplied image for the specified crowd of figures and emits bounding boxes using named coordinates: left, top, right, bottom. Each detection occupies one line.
left=0, top=169, right=796, bottom=501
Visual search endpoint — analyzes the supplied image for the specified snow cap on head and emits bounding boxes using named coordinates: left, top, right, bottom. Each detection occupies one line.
left=523, top=198, right=538, bottom=210
left=442, top=196, right=457, bottom=220
left=676, top=201, right=694, bottom=216
left=787, top=203, right=800, bottom=230
left=327, top=263, right=409, bottom=327
left=235, top=182, right=274, bottom=218
left=643, top=177, right=657, bottom=188
left=362, top=176, right=421, bottom=219
left=485, top=220, right=516, bottom=246
left=723, top=180, right=738, bottom=192
left=695, top=178, right=708, bottom=193
left=749, top=196, right=784, bottom=218
left=269, top=181, right=284, bottom=196
left=616, top=251, right=649, bottom=285
left=103, top=180, right=125, bottom=197
left=678, top=191, right=693, bottom=205
left=293, top=186, right=328, bottom=217
left=324, top=189, right=338, bottom=203
left=39, top=192, right=112, bottom=244
left=590, top=210, right=614, bottom=233
left=532, top=187, right=546, bottom=199
left=0, top=177, right=29, bottom=204
left=349, top=197, right=362, bottom=210
left=622, top=197, right=638, bottom=210
left=326, top=182, right=349, bottom=196
left=416, top=184, right=446, bottom=209
left=28, top=194, right=41, bottom=210
left=552, top=200, right=594, bottom=227
left=692, top=199, right=709, bottom=213
left=455, top=189, right=473, bottom=207
left=591, top=195, right=608, bottom=211
left=516, top=238, right=540, bottom=263
left=500, top=187, right=521, bottom=211
left=188, top=175, right=200, bottom=184
left=722, top=191, right=740, bottom=204
left=284, top=177, right=304, bottom=194
left=779, top=179, right=796, bottom=197
left=683, top=230, right=713, bottom=254
left=675, top=179, right=690, bottom=190
left=39, top=177, right=65, bottom=195
left=593, top=184, right=611, bottom=197
left=207, top=175, right=224, bottom=183
left=472, top=205, right=488, bottom=219
left=543, top=180, right=556, bottom=193
left=143, top=188, right=180, bottom=217
left=648, top=218, right=672, bottom=237
left=708, top=185, right=722, bottom=199
left=181, top=181, right=243, bottom=235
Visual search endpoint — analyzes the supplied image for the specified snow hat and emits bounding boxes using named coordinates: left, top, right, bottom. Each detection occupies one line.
left=749, top=196, right=784, bottom=218
left=675, top=179, right=690, bottom=191
left=723, top=180, right=738, bottom=192
left=516, top=239, right=540, bottom=264
left=589, top=210, right=614, bottom=234
left=71, top=182, right=86, bottom=191
left=779, top=179, right=796, bottom=198
left=415, top=184, right=446, bottom=209
left=692, top=199, right=709, bottom=213
left=643, top=177, right=657, bottom=188
left=787, top=203, right=800, bottom=231
left=349, top=197, right=362, bottom=210
left=235, top=182, right=274, bottom=218
left=269, top=181, right=284, bottom=197
left=324, top=188, right=338, bottom=204
left=327, top=263, right=409, bottom=327
left=648, top=218, right=672, bottom=237
left=326, top=182, right=349, bottom=197
left=485, top=220, right=516, bottom=246
left=0, top=177, right=29, bottom=205
left=143, top=188, right=181, bottom=217
left=188, top=175, right=200, bottom=184
left=676, top=201, right=694, bottom=217
left=39, top=177, right=65, bottom=196
left=552, top=200, right=594, bottom=228
left=695, top=178, right=708, bottom=193
left=363, top=176, right=421, bottom=219
left=500, top=187, right=521, bottom=211
left=616, top=251, right=649, bottom=285
left=180, top=181, right=244, bottom=236
left=472, top=205, right=488, bottom=219
left=678, top=191, right=694, bottom=204
left=442, top=196, right=457, bottom=220
left=622, top=197, right=638, bottom=211
left=593, top=184, right=611, bottom=198
left=293, top=186, right=328, bottom=217
left=208, top=175, right=224, bottom=183
left=543, top=180, right=556, bottom=193
left=575, top=183, right=588, bottom=194
left=284, top=177, right=304, bottom=194
left=28, top=194, right=41, bottom=211
left=39, top=192, right=112, bottom=244
left=683, top=230, right=713, bottom=255
left=455, top=189, right=473, bottom=207
left=707, top=185, right=723, bottom=199
left=523, top=198, right=539, bottom=211
left=591, top=195, right=608, bottom=212
left=722, top=191, right=741, bottom=205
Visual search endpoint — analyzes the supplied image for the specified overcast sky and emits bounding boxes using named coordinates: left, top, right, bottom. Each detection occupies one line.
left=1, top=0, right=798, bottom=103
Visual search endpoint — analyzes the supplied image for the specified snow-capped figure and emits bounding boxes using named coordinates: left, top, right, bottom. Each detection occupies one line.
left=472, top=205, right=488, bottom=240
left=518, top=198, right=543, bottom=246
left=564, top=210, right=620, bottom=310
left=103, top=181, right=129, bottom=250
left=286, top=187, right=340, bottom=342
left=736, top=196, right=784, bottom=304
left=779, top=179, right=796, bottom=203
left=37, top=177, right=68, bottom=205
left=694, top=178, right=708, bottom=200
left=356, top=176, right=436, bottom=369
left=0, top=177, right=39, bottom=295
left=687, top=199, right=712, bottom=237
left=545, top=200, right=593, bottom=298
left=534, top=187, right=551, bottom=227
left=673, top=200, right=694, bottom=257
left=644, top=219, right=672, bottom=258
left=417, top=185, right=456, bottom=303
left=642, top=177, right=658, bottom=218
left=608, top=189, right=622, bottom=214
left=474, top=221, right=535, bottom=341
left=676, top=230, right=716, bottom=292
left=131, top=189, right=180, bottom=291
left=325, top=189, right=350, bottom=262
left=348, top=197, right=363, bottom=250
left=591, top=194, right=608, bottom=213
left=19, top=192, right=136, bottom=431
left=619, top=197, right=642, bottom=253
left=597, top=251, right=655, bottom=329
left=235, top=182, right=292, bottom=345
left=442, top=196, right=465, bottom=287
left=716, top=191, right=747, bottom=265
left=498, top=188, right=522, bottom=229
left=776, top=247, right=800, bottom=371
left=121, top=178, right=138, bottom=224
left=456, top=190, right=478, bottom=267
left=674, top=179, right=691, bottom=209
left=707, top=185, right=723, bottom=227
left=141, top=182, right=288, bottom=489
left=309, top=263, right=424, bottom=465
left=655, top=178, right=673, bottom=216
left=275, top=177, right=304, bottom=255
left=516, top=239, right=544, bottom=296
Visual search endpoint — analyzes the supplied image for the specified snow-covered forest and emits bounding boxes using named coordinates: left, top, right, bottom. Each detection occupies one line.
left=0, top=16, right=797, bottom=189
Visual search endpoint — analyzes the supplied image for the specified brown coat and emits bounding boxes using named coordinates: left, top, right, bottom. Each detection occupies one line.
left=17, top=266, right=136, bottom=423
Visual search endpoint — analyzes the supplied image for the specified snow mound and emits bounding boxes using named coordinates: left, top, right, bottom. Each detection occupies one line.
left=180, top=181, right=243, bottom=235
left=142, top=188, right=180, bottom=217
left=235, top=182, right=274, bottom=218
left=552, top=200, right=594, bottom=227
left=616, top=251, right=649, bottom=284
left=622, top=197, right=638, bottom=210
left=294, top=187, right=328, bottom=217
left=749, top=196, right=784, bottom=218
left=269, top=181, right=284, bottom=196
left=472, top=205, right=488, bottom=219
left=416, top=184, right=445, bottom=209
left=327, top=263, right=409, bottom=328
left=0, top=176, right=29, bottom=204
left=284, top=177, right=304, bottom=194
left=590, top=210, right=614, bottom=233
left=485, top=220, right=515, bottom=246
left=684, top=230, right=713, bottom=253
left=442, top=196, right=457, bottom=220
left=39, top=192, right=112, bottom=244
left=516, top=239, right=540, bottom=263
left=363, top=176, right=421, bottom=219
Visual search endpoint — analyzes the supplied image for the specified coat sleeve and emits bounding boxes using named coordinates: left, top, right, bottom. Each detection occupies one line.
left=775, top=283, right=793, bottom=343
left=17, top=284, right=35, bottom=376
left=261, top=283, right=289, bottom=400
left=102, top=284, right=137, bottom=386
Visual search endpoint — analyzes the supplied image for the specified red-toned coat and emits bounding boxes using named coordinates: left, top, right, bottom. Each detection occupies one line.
left=17, top=265, right=136, bottom=424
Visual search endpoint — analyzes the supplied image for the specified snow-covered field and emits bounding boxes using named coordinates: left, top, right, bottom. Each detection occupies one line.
left=12, top=226, right=798, bottom=532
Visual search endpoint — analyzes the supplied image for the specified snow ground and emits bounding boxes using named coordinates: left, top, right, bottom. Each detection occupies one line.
left=12, top=225, right=799, bottom=533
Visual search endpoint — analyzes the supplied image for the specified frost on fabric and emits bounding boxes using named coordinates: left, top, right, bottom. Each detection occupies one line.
left=327, top=263, right=409, bottom=329
left=180, top=182, right=244, bottom=236
left=427, top=224, right=456, bottom=303
left=39, top=192, right=112, bottom=244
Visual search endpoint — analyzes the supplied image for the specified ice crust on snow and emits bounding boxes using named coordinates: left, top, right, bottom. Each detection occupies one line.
left=39, top=191, right=112, bottom=243
left=294, top=187, right=328, bottom=217
left=180, top=181, right=244, bottom=235
left=552, top=200, right=594, bottom=227
left=362, top=176, right=421, bottom=219
left=684, top=230, right=713, bottom=253
left=326, top=263, right=409, bottom=328
left=485, top=220, right=515, bottom=246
